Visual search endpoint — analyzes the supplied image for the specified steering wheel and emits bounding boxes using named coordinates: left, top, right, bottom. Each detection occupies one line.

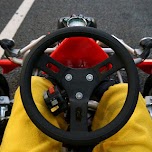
left=20, top=27, right=139, bottom=146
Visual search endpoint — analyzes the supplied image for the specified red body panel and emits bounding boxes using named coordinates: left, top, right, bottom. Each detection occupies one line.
left=0, top=59, right=19, bottom=73
left=0, top=37, right=151, bottom=75
left=51, top=37, right=110, bottom=69
left=137, top=59, right=152, bottom=74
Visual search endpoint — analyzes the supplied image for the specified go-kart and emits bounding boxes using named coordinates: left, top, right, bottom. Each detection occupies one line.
left=0, top=15, right=152, bottom=151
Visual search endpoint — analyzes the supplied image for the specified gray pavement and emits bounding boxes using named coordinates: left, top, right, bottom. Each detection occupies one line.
left=0, top=0, right=23, bottom=32
left=0, top=0, right=152, bottom=98
left=13, top=0, right=152, bottom=48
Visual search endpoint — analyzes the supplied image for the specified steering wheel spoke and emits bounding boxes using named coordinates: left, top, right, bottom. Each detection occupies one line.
left=70, top=99, right=88, bottom=132
left=95, top=54, right=124, bottom=81
left=36, top=53, right=67, bottom=81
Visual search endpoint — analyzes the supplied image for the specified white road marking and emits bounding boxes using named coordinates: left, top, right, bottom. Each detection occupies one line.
left=0, top=0, right=35, bottom=57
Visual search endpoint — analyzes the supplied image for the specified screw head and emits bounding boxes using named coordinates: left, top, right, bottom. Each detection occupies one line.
left=65, top=74, right=72, bottom=81
left=76, top=92, right=83, bottom=100
left=86, top=74, right=93, bottom=81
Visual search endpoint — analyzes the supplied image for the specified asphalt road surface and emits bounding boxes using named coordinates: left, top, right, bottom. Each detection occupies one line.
left=0, top=0, right=152, bottom=98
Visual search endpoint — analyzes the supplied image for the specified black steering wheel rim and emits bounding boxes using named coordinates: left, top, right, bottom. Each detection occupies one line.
left=20, top=27, right=139, bottom=146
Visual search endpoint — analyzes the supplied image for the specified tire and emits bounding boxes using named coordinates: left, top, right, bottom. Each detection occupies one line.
left=0, top=74, right=9, bottom=97
left=143, top=75, right=152, bottom=97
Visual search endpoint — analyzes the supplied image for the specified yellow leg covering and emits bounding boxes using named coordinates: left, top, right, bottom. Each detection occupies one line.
left=1, top=77, right=152, bottom=152
left=0, top=76, right=66, bottom=152
left=92, top=84, right=152, bottom=152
